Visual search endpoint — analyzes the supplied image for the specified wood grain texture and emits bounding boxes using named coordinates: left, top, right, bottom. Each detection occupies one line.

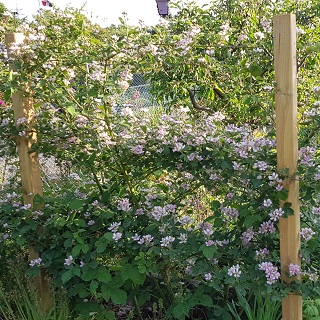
left=274, top=14, right=302, bottom=320
left=6, top=33, right=52, bottom=311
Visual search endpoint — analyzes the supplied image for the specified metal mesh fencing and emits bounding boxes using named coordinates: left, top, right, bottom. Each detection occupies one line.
left=0, top=77, right=157, bottom=186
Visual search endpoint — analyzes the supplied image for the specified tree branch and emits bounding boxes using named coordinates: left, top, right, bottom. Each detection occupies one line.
left=187, top=88, right=213, bottom=114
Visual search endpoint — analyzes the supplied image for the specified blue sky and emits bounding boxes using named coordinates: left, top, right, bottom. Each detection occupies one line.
left=2, top=0, right=210, bottom=26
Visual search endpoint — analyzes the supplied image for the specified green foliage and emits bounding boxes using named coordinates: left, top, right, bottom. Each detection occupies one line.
left=0, top=0, right=319, bottom=319
left=303, top=298, right=320, bottom=320
left=228, top=290, right=282, bottom=320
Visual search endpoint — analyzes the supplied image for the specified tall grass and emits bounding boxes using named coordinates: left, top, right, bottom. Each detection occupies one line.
left=0, top=278, right=71, bottom=320
left=228, top=290, right=282, bottom=320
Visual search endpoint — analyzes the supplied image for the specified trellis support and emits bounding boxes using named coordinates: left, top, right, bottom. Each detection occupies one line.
left=274, top=14, right=302, bottom=320
left=5, top=33, right=52, bottom=311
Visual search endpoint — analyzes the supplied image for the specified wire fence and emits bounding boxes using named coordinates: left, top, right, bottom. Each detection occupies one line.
left=0, top=80, right=156, bottom=185
left=117, top=74, right=157, bottom=110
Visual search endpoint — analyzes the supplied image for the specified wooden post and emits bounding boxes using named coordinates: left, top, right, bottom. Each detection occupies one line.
left=5, top=33, right=52, bottom=311
left=274, top=15, right=302, bottom=320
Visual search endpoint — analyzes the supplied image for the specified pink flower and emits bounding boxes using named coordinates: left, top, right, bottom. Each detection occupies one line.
left=255, top=248, right=270, bottom=258
left=131, top=91, right=140, bottom=100
left=288, top=263, right=301, bottom=277
left=300, top=228, right=315, bottom=241
left=67, top=136, right=78, bottom=143
left=258, top=220, right=276, bottom=234
left=131, top=145, right=144, bottom=155
left=259, top=262, right=280, bottom=285
left=117, top=198, right=131, bottom=211
left=269, top=208, right=284, bottom=221
left=241, top=228, right=255, bottom=245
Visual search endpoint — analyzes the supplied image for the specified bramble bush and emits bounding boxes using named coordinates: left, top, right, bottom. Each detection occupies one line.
left=0, top=0, right=320, bottom=319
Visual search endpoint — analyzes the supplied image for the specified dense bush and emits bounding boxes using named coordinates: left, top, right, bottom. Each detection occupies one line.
left=0, top=0, right=319, bottom=319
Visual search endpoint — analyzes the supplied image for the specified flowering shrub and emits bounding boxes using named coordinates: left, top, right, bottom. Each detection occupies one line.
left=0, top=1, right=319, bottom=319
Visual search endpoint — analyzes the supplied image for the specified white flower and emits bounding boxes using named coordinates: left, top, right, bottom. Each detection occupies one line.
left=254, top=31, right=265, bottom=39
left=29, top=257, right=42, bottom=267
left=178, top=233, right=188, bottom=244
left=204, top=273, right=212, bottom=281
left=113, top=232, right=122, bottom=242
left=228, top=264, right=241, bottom=278
left=64, top=255, right=73, bottom=266
left=160, top=236, right=175, bottom=247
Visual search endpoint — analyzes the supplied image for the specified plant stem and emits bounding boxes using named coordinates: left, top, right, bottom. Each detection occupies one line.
left=222, top=283, right=229, bottom=307
left=132, top=295, right=143, bottom=320
left=90, top=166, right=103, bottom=195
left=160, top=269, right=175, bottom=303
left=148, top=273, right=170, bottom=307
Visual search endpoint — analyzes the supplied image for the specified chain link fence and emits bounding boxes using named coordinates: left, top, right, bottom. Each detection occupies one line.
left=117, top=74, right=157, bottom=110
left=0, top=77, right=156, bottom=185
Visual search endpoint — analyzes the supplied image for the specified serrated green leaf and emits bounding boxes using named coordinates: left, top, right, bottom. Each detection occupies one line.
left=96, top=266, right=111, bottom=284
left=72, top=244, right=82, bottom=257
left=82, top=243, right=89, bottom=253
left=90, top=280, right=99, bottom=294
left=101, top=283, right=111, bottom=301
left=173, top=302, right=190, bottom=318
left=244, top=214, right=261, bottom=228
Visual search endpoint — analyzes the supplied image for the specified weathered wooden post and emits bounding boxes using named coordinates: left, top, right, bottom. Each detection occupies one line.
left=274, top=15, right=302, bottom=320
left=5, top=33, right=52, bottom=310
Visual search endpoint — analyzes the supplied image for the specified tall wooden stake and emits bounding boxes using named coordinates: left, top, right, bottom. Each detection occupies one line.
left=5, top=33, right=52, bottom=311
left=274, top=15, right=302, bottom=320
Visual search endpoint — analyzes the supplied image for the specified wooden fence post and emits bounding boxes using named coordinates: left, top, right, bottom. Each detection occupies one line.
left=5, top=33, right=52, bottom=311
left=274, top=15, right=302, bottom=320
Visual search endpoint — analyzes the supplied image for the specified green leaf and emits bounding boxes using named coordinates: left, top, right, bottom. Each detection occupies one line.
left=211, top=200, right=221, bottom=210
left=277, top=190, right=288, bottom=201
left=72, top=244, right=82, bottom=257
left=82, top=243, right=90, bottom=253
left=173, top=302, right=190, bottom=318
left=33, top=194, right=44, bottom=205
left=105, top=311, right=116, bottom=320
left=221, top=160, right=233, bottom=170
left=244, top=214, right=261, bottom=228
left=4, top=88, right=14, bottom=102
left=66, top=105, right=76, bottom=115
left=75, top=301, right=102, bottom=317
left=199, top=294, right=213, bottom=307
left=96, top=267, right=111, bottom=284
left=61, top=269, right=74, bottom=283
left=101, top=283, right=111, bottom=301
left=74, top=219, right=86, bottom=227
left=252, top=179, right=264, bottom=188
left=214, top=217, right=223, bottom=227
left=129, top=267, right=146, bottom=285
left=282, top=202, right=294, bottom=217
left=25, top=267, right=40, bottom=276
left=249, top=65, right=263, bottom=77
left=90, top=280, right=99, bottom=294
left=111, top=288, right=127, bottom=305
left=55, top=217, right=66, bottom=227
left=202, top=245, right=217, bottom=259
left=69, top=199, right=84, bottom=210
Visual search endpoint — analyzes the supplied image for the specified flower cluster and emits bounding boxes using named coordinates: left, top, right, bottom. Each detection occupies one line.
left=259, top=262, right=281, bottom=285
